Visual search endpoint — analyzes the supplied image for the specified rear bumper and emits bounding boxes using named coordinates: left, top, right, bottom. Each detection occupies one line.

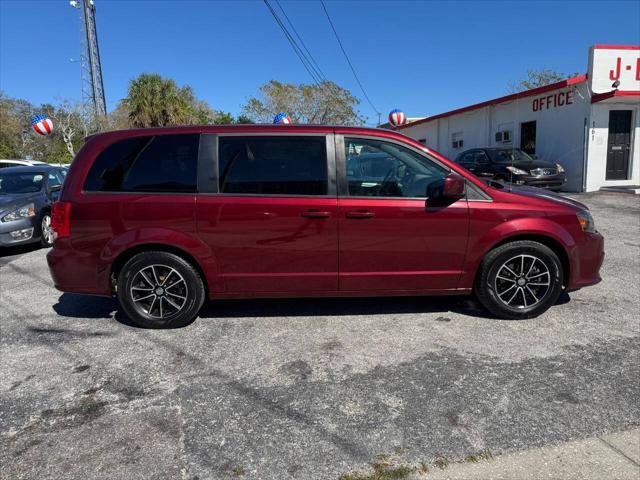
left=47, top=242, right=111, bottom=296
left=567, top=231, right=604, bottom=290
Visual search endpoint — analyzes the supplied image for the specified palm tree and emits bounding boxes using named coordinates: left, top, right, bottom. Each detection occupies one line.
left=123, top=74, right=203, bottom=127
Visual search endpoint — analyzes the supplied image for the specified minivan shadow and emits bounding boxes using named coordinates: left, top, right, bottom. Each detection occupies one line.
left=198, top=295, right=488, bottom=319
left=0, top=243, right=42, bottom=259
left=53, top=291, right=573, bottom=326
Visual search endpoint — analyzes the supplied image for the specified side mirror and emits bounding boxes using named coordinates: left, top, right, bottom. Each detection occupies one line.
left=426, top=173, right=466, bottom=206
left=48, top=184, right=61, bottom=199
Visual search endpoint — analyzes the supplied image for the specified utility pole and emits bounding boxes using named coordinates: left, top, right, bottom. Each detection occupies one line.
left=69, top=0, right=107, bottom=123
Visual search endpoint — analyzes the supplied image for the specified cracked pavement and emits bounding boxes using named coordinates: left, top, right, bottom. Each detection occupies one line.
left=1, top=192, right=639, bottom=479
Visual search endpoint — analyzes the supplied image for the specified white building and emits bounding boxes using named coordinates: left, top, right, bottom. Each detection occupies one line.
left=399, top=45, right=640, bottom=192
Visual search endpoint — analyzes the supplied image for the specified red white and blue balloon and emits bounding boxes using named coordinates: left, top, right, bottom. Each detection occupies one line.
left=273, top=112, right=292, bottom=124
left=31, top=114, right=54, bottom=136
left=388, top=109, right=406, bottom=127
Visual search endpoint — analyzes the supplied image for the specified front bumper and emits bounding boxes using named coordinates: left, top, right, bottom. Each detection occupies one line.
left=567, top=231, right=605, bottom=291
left=0, top=217, right=38, bottom=247
left=514, top=173, right=567, bottom=190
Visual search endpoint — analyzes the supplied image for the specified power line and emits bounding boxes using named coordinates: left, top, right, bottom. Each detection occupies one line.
left=274, top=0, right=327, bottom=83
left=263, top=0, right=323, bottom=86
left=319, top=0, right=380, bottom=115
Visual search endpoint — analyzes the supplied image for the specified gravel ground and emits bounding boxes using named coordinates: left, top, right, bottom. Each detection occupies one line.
left=0, top=192, right=638, bottom=480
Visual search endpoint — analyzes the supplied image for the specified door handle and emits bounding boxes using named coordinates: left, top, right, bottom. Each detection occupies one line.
left=345, top=210, right=375, bottom=219
left=301, top=209, right=331, bottom=219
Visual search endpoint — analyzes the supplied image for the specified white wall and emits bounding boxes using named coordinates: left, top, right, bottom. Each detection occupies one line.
left=585, top=101, right=640, bottom=192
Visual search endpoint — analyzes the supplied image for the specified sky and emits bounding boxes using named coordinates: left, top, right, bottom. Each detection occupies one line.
left=1, top=0, right=639, bottom=125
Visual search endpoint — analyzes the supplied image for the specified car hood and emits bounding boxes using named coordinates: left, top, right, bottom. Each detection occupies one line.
left=501, top=184, right=588, bottom=210
left=0, top=193, right=40, bottom=214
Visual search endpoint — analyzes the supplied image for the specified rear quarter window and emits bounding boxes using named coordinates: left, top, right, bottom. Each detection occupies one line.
left=84, top=134, right=199, bottom=193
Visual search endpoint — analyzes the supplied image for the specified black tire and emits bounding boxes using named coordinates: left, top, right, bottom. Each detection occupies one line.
left=39, top=212, right=54, bottom=247
left=117, top=251, right=205, bottom=328
left=475, top=240, right=563, bottom=319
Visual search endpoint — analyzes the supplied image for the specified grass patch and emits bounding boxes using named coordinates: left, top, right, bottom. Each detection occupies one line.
left=465, top=449, right=494, bottom=463
left=232, top=465, right=245, bottom=477
left=339, top=449, right=495, bottom=479
left=433, top=455, right=450, bottom=469
left=338, top=454, right=416, bottom=480
left=224, top=465, right=245, bottom=477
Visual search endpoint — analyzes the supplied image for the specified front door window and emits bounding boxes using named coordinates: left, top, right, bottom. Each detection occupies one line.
left=345, top=138, right=447, bottom=198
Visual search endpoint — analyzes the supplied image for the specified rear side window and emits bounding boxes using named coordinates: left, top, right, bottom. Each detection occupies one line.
left=218, top=136, right=327, bottom=195
left=84, top=134, right=199, bottom=193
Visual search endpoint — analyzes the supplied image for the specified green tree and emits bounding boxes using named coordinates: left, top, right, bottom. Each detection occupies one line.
left=235, top=114, right=254, bottom=124
left=213, top=111, right=234, bottom=125
left=0, top=92, right=22, bottom=158
left=50, top=100, right=89, bottom=158
left=212, top=111, right=254, bottom=125
left=242, top=80, right=364, bottom=125
left=121, top=73, right=214, bottom=127
left=509, top=69, right=583, bottom=93
left=0, top=93, right=85, bottom=164
left=106, top=103, right=133, bottom=131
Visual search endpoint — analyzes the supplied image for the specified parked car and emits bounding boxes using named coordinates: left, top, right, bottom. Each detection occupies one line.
left=0, top=159, right=49, bottom=169
left=47, top=126, right=603, bottom=328
left=454, top=148, right=566, bottom=191
left=0, top=165, right=66, bottom=247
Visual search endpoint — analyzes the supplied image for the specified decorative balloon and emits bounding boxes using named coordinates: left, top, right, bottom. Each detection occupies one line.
left=388, top=109, right=407, bottom=127
left=273, top=112, right=292, bottom=125
left=31, top=114, right=54, bottom=136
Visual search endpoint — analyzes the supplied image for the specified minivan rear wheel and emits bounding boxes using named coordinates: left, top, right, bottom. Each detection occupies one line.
left=475, top=240, right=563, bottom=319
left=117, top=251, right=205, bottom=328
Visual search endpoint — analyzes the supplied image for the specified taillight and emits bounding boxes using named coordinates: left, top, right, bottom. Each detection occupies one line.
left=51, top=201, right=72, bottom=239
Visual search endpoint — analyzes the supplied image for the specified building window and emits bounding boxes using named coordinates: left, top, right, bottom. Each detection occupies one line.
left=495, top=130, right=512, bottom=144
left=452, top=132, right=464, bottom=149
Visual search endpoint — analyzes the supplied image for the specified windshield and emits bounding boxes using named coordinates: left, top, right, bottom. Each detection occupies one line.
left=487, top=149, right=534, bottom=163
left=0, top=172, right=45, bottom=194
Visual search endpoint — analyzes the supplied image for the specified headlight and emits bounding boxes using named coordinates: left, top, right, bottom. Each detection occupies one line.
left=1, top=203, right=35, bottom=222
left=577, top=210, right=595, bottom=233
left=556, top=163, right=565, bottom=173
left=506, top=166, right=529, bottom=175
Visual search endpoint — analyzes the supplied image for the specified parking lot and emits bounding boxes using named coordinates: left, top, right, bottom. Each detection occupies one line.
left=0, top=192, right=638, bottom=479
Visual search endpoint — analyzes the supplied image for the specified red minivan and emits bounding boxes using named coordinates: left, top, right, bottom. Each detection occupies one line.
left=47, top=125, right=604, bottom=328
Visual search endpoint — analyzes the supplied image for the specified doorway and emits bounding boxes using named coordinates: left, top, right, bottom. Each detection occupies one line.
left=520, top=121, right=537, bottom=155
left=606, top=110, right=632, bottom=180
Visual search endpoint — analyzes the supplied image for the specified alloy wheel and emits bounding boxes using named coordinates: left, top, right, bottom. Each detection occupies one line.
left=494, top=254, right=551, bottom=309
left=41, top=215, right=54, bottom=245
left=129, top=264, right=188, bottom=319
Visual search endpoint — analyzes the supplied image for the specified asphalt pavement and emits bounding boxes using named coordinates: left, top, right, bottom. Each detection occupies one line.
left=0, top=192, right=639, bottom=479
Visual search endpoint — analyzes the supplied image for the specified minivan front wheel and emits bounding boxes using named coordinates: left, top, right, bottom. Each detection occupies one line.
left=117, top=251, right=205, bottom=328
left=475, top=240, right=563, bottom=319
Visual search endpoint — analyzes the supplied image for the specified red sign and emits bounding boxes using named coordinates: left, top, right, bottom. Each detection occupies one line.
left=609, top=57, right=640, bottom=81
left=532, top=90, right=574, bottom=112
left=589, top=45, right=640, bottom=94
